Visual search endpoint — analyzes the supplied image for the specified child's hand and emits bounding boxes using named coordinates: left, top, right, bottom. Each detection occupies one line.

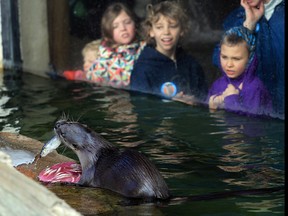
left=222, top=84, right=240, bottom=97
left=209, top=94, right=224, bottom=110
left=209, top=83, right=243, bottom=110
left=241, top=0, right=264, bottom=30
left=172, top=92, right=196, bottom=105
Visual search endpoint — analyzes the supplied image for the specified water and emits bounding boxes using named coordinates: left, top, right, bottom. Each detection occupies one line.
left=0, top=73, right=285, bottom=215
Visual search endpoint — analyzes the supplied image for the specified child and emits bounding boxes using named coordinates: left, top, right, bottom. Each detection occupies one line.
left=63, top=39, right=100, bottom=81
left=85, top=2, right=145, bottom=88
left=208, top=26, right=273, bottom=117
left=130, top=1, right=207, bottom=104
left=82, top=40, right=101, bottom=72
left=212, top=0, right=284, bottom=118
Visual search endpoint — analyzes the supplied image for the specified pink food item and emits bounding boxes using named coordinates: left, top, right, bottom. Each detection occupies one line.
left=38, top=161, right=82, bottom=183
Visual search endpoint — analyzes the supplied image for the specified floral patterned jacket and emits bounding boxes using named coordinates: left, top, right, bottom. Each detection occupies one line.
left=86, top=39, right=146, bottom=88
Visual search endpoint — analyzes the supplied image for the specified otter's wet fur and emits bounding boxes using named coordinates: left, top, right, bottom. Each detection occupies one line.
left=54, top=120, right=170, bottom=200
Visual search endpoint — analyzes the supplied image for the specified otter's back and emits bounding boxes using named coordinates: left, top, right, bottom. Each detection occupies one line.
left=93, top=148, right=170, bottom=199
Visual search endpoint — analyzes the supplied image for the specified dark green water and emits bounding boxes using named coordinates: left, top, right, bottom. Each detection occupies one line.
left=0, top=73, right=285, bottom=215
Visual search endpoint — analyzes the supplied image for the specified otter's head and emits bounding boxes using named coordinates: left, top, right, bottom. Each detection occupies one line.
left=54, top=120, right=93, bottom=150
left=54, top=120, right=113, bottom=170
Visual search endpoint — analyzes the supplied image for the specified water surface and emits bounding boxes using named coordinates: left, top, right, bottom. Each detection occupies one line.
left=0, top=73, right=284, bottom=215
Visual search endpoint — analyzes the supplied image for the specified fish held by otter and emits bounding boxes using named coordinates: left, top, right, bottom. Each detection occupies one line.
left=40, top=135, right=61, bottom=158
left=43, top=120, right=170, bottom=200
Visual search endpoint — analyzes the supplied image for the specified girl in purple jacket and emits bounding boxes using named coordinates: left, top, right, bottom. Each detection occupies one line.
left=207, top=26, right=273, bottom=117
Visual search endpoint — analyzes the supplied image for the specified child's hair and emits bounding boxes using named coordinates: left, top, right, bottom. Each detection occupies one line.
left=141, top=1, right=189, bottom=46
left=220, top=26, right=256, bottom=56
left=82, top=40, right=101, bottom=57
left=220, top=33, right=249, bottom=52
left=101, top=3, right=138, bottom=47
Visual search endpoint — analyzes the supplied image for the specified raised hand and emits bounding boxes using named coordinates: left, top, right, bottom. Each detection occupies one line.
left=241, top=0, right=264, bottom=30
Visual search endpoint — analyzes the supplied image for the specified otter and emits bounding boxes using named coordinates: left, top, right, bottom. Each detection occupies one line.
left=53, top=119, right=170, bottom=200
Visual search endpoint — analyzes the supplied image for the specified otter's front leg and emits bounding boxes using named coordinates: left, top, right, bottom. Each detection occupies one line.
left=78, top=165, right=100, bottom=187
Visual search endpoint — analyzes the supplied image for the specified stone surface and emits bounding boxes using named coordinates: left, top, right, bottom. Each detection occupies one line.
left=0, top=161, right=82, bottom=216
left=0, top=132, right=131, bottom=215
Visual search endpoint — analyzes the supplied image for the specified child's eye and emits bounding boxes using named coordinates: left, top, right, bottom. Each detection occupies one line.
left=155, top=25, right=163, bottom=29
left=221, top=55, right=227, bottom=60
left=169, top=24, right=179, bottom=28
left=124, top=19, right=132, bottom=25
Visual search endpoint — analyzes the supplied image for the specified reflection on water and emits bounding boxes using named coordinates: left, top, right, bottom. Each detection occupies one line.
left=210, top=112, right=284, bottom=190
left=236, top=197, right=284, bottom=213
left=0, top=86, right=19, bottom=133
left=0, top=73, right=284, bottom=215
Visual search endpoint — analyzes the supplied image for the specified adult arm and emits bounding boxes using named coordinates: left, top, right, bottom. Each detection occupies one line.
left=241, top=0, right=264, bottom=31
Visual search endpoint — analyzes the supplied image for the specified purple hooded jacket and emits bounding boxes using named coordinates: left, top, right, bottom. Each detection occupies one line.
left=207, top=53, right=273, bottom=117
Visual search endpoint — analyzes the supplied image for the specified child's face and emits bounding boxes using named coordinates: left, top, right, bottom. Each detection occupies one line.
left=245, top=0, right=263, bottom=7
left=220, top=42, right=249, bottom=79
left=149, top=15, right=183, bottom=57
left=112, top=11, right=136, bottom=45
left=83, top=50, right=98, bottom=72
